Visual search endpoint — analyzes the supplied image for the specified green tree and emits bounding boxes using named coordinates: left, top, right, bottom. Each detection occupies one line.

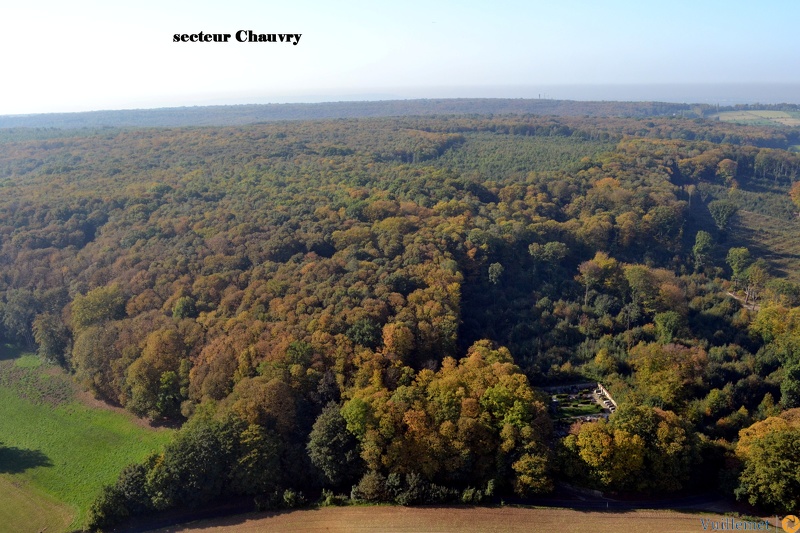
left=744, top=263, right=769, bottom=305
left=716, top=158, right=738, bottom=185
left=87, top=483, right=129, bottom=531
left=71, top=323, right=127, bottom=402
left=114, top=463, right=152, bottom=515
left=2, top=289, right=38, bottom=348
left=145, top=417, right=237, bottom=510
left=346, top=319, right=382, bottom=349
left=781, top=364, right=800, bottom=409
left=692, top=231, right=713, bottom=272
left=577, top=252, right=622, bottom=306
left=708, top=199, right=738, bottom=232
left=229, top=424, right=282, bottom=495
left=529, top=241, right=568, bottom=263
left=611, top=405, right=697, bottom=492
left=172, top=296, right=197, bottom=319
left=573, top=421, right=646, bottom=490
left=629, top=343, right=706, bottom=409
left=567, top=404, right=698, bottom=493
left=726, top=247, right=752, bottom=286
left=643, top=205, right=683, bottom=249
left=488, top=262, right=504, bottom=285
left=71, top=284, right=125, bottom=331
left=529, top=241, right=568, bottom=280
left=654, top=311, right=684, bottom=344
left=736, top=427, right=800, bottom=511
left=156, top=371, right=183, bottom=419
left=32, top=312, right=70, bottom=364
left=578, top=259, right=603, bottom=307
left=126, top=329, right=186, bottom=418
left=307, top=402, right=363, bottom=487
left=624, top=264, right=659, bottom=314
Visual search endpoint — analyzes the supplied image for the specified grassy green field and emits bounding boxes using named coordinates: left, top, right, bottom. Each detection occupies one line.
left=559, top=402, right=603, bottom=418
left=712, top=110, right=800, bottom=127
left=0, top=477, right=74, bottom=533
left=0, top=348, right=174, bottom=531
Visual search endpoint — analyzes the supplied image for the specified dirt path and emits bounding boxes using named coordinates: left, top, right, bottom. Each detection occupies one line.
left=727, top=291, right=760, bottom=312
left=151, top=506, right=774, bottom=533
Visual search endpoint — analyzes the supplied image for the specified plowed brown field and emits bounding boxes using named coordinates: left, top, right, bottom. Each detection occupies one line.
left=154, top=506, right=761, bottom=533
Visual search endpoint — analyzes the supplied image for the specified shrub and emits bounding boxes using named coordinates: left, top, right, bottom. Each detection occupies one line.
left=282, top=488, right=306, bottom=508
left=319, top=488, right=348, bottom=507
left=460, top=487, right=484, bottom=504
left=86, top=484, right=129, bottom=531
left=351, top=471, right=388, bottom=502
left=395, top=473, right=428, bottom=506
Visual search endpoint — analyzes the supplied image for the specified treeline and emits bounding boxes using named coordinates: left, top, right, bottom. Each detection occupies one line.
left=0, top=98, right=694, bottom=129
left=699, top=102, right=800, bottom=115
left=0, top=115, right=798, bottom=528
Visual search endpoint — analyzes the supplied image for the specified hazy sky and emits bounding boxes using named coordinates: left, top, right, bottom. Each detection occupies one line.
left=1, top=0, right=798, bottom=115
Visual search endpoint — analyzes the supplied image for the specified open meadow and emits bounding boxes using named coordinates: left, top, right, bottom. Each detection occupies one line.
left=0, top=347, right=173, bottom=531
left=713, top=109, right=800, bottom=127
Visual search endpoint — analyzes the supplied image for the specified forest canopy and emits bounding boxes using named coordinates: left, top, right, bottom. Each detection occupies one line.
left=1, top=113, right=799, bottom=527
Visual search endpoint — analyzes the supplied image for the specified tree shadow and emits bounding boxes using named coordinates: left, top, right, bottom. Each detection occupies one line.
left=0, top=343, right=26, bottom=362
left=0, top=445, right=53, bottom=473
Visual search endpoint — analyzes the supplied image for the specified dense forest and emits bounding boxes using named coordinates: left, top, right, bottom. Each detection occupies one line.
left=0, top=98, right=697, bottom=129
left=1, top=113, right=799, bottom=528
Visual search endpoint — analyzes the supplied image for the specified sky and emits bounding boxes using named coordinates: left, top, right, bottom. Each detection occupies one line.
left=1, top=0, right=799, bottom=115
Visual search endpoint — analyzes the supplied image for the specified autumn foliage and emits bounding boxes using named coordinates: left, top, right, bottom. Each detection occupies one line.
left=0, top=113, right=798, bottom=525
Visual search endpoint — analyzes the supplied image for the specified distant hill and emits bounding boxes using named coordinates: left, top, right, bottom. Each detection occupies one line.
left=0, top=98, right=693, bottom=129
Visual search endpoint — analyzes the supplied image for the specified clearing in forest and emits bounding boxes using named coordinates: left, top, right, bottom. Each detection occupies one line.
left=0, top=348, right=173, bottom=531
left=713, top=110, right=800, bottom=127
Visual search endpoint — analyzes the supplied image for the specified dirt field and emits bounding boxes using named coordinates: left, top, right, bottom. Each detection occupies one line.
left=153, top=506, right=757, bottom=533
left=713, top=110, right=800, bottom=126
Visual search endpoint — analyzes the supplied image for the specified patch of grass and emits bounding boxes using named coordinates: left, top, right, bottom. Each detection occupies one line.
left=712, top=110, right=800, bottom=128
left=747, top=111, right=792, bottom=119
left=14, top=353, right=43, bottom=368
left=0, top=355, right=74, bottom=406
left=0, top=477, right=73, bottom=533
left=0, top=353, right=174, bottom=530
left=551, top=388, right=607, bottom=420
left=558, top=402, right=603, bottom=419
